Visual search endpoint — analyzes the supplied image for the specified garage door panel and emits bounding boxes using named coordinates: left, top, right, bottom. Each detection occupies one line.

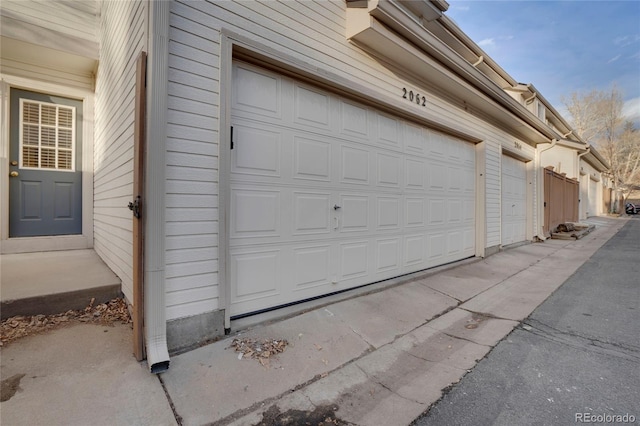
left=376, top=237, right=401, bottom=273
left=377, top=196, right=401, bottom=230
left=376, top=152, right=401, bottom=187
left=340, top=100, right=370, bottom=139
left=232, top=124, right=282, bottom=177
left=293, top=245, right=331, bottom=290
left=231, top=188, right=281, bottom=238
left=293, top=84, right=331, bottom=130
left=293, top=192, right=331, bottom=235
left=232, top=249, right=281, bottom=302
left=404, top=234, right=426, bottom=267
left=428, top=199, right=445, bottom=225
left=233, top=64, right=282, bottom=119
left=341, top=145, right=370, bottom=185
left=340, top=194, right=370, bottom=231
left=428, top=233, right=446, bottom=261
left=427, top=130, right=448, bottom=157
left=405, top=158, right=425, bottom=190
left=377, top=113, right=401, bottom=147
left=429, top=164, right=447, bottom=190
left=340, top=241, right=369, bottom=280
left=405, top=197, right=425, bottom=227
left=293, top=135, right=332, bottom=182
left=447, top=199, right=462, bottom=223
left=404, top=123, right=425, bottom=154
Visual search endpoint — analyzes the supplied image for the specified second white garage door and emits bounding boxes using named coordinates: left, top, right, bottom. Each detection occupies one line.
left=229, top=62, right=476, bottom=316
left=501, top=155, right=527, bottom=246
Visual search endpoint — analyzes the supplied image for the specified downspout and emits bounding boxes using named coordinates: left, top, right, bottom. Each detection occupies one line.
left=144, top=0, right=170, bottom=374
left=577, top=146, right=590, bottom=177
left=472, top=55, right=484, bottom=67
left=537, top=138, right=558, bottom=239
left=524, top=92, right=537, bottom=104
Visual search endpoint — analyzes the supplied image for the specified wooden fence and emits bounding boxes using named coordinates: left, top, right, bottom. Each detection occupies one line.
left=543, top=167, right=579, bottom=236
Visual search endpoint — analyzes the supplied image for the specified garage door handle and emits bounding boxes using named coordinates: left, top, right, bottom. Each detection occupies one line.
left=334, top=217, right=339, bottom=229
left=334, top=204, right=341, bottom=210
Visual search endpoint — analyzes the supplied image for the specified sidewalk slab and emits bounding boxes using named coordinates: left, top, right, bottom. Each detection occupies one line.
left=0, top=323, right=176, bottom=426
left=161, top=280, right=458, bottom=425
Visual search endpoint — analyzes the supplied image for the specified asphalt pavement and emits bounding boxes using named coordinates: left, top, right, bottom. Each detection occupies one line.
left=413, top=218, right=640, bottom=426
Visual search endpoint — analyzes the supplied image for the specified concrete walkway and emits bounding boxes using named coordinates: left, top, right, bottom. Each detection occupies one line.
left=415, top=217, right=640, bottom=425
left=0, top=249, right=121, bottom=319
left=0, top=217, right=627, bottom=426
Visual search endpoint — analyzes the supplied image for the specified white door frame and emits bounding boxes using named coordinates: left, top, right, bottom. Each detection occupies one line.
left=0, top=75, right=94, bottom=254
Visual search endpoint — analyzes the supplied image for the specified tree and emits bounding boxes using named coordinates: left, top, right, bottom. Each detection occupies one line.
left=562, top=86, right=640, bottom=213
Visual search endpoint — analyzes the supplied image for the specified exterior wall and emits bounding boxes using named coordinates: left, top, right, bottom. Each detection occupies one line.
left=540, top=145, right=579, bottom=179
left=165, top=0, right=542, bottom=322
left=93, top=0, right=147, bottom=302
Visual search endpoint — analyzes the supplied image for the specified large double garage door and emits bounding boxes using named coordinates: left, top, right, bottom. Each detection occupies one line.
left=229, top=62, right=476, bottom=316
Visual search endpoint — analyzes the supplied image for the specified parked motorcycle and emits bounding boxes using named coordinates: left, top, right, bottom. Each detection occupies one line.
left=625, top=202, right=640, bottom=214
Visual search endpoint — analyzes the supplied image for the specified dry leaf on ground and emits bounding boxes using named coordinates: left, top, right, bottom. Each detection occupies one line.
left=0, top=298, right=131, bottom=346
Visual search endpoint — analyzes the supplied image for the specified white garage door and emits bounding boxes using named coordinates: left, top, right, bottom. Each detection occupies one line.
left=229, top=62, right=476, bottom=316
left=588, top=178, right=598, bottom=217
left=501, top=155, right=527, bottom=246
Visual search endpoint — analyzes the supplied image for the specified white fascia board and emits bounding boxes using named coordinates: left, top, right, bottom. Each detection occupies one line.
left=351, top=1, right=558, bottom=144
left=583, top=147, right=609, bottom=172
left=347, top=9, right=556, bottom=145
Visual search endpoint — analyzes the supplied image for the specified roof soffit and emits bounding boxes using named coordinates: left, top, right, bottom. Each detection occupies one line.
left=347, top=0, right=559, bottom=144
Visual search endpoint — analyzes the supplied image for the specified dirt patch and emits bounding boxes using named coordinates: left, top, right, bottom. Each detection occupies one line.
left=0, top=298, right=131, bottom=346
left=1, top=373, right=25, bottom=402
left=256, top=404, right=354, bottom=426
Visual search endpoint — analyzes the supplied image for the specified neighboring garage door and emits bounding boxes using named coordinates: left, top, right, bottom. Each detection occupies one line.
left=501, top=155, right=527, bottom=246
left=588, top=178, right=598, bottom=217
left=229, top=61, right=476, bottom=316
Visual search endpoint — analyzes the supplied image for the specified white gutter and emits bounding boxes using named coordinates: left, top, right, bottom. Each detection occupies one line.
left=144, top=0, right=170, bottom=374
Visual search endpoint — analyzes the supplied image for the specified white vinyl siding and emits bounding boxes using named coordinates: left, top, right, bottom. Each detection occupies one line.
left=167, top=0, right=540, bottom=320
left=165, top=5, right=221, bottom=320
left=93, top=0, right=146, bottom=302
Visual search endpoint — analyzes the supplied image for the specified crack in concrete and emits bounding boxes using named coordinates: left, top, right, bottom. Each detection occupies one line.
left=440, top=331, right=491, bottom=348
left=521, top=319, right=640, bottom=362
left=458, top=307, right=514, bottom=322
left=354, top=364, right=426, bottom=406
left=349, top=326, right=376, bottom=352
left=157, top=375, right=184, bottom=426
left=458, top=244, right=568, bottom=304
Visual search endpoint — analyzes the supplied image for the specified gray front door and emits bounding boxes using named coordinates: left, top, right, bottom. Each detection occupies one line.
left=9, top=89, right=83, bottom=237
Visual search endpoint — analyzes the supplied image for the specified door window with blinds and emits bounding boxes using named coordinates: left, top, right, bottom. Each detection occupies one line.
left=20, top=99, right=76, bottom=171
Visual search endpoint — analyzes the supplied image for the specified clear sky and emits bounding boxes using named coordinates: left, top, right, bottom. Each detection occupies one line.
left=445, top=0, right=640, bottom=125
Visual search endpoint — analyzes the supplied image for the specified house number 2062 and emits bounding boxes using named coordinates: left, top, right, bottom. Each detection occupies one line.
left=402, top=88, right=426, bottom=107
